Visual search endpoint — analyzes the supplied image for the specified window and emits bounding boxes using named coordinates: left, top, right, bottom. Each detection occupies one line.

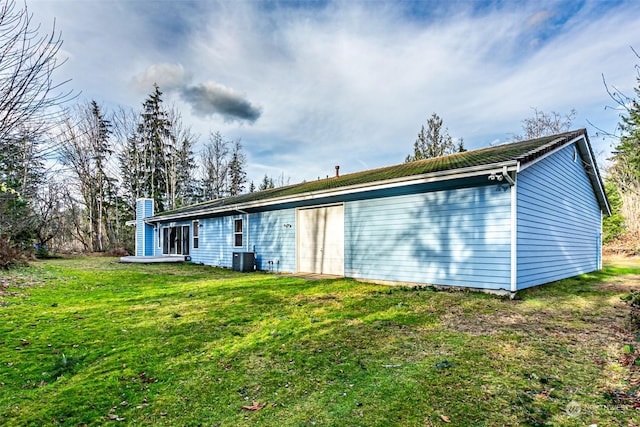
left=234, top=218, right=243, bottom=247
left=162, top=225, right=190, bottom=255
left=192, top=220, right=199, bottom=249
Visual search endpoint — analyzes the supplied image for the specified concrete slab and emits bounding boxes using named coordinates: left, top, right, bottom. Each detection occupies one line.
left=283, top=272, right=343, bottom=281
left=119, top=256, right=187, bottom=264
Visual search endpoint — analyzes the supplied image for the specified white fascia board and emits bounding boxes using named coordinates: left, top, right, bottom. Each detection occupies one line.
left=146, top=161, right=519, bottom=223
left=579, top=137, right=611, bottom=216
left=517, top=134, right=611, bottom=216
left=516, top=136, right=580, bottom=172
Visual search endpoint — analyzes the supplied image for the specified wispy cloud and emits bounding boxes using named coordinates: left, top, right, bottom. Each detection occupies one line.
left=28, top=0, right=640, bottom=182
left=132, top=63, right=192, bottom=91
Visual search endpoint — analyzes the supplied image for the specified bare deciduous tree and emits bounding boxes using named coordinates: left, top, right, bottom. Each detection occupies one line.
left=0, top=0, right=73, bottom=143
left=165, top=107, right=198, bottom=210
left=200, top=131, right=230, bottom=200
left=0, top=0, right=73, bottom=259
left=513, top=108, right=576, bottom=141
left=58, top=101, right=118, bottom=252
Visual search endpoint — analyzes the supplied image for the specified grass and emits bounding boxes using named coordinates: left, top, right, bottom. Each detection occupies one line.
left=1, top=257, right=640, bottom=426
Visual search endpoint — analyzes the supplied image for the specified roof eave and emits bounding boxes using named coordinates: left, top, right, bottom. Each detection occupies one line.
left=146, top=161, right=519, bottom=223
left=517, top=132, right=611, bottom=216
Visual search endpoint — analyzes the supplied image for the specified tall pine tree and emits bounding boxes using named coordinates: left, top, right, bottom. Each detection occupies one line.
left=605, top=48, right=640, bottom=242
left=227, top=140, right=247, bottom=196
left=405, top=113, right=459, bottom=162
left=137, top=84, right=172, bottom=212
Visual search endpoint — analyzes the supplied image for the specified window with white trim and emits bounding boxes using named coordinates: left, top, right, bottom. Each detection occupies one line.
left=192, top=220, right=199, bottom=249
left=234, top=218, right=243, bottom=247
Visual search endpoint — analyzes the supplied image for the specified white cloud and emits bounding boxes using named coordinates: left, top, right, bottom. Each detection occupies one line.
left=131, top=63, right=192, bottom=92
left=27, top=0, right=640, bottom=183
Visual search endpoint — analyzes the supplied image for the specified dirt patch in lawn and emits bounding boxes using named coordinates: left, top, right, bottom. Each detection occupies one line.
left=597, top=274, right=640, bottom=292
left=604, top=253, right=640, bottom=268
left=440, top=272, right=634, bottom=348
left=0, top=277, right=43, bottom=306
left=441, top=303, right=629, bottom=346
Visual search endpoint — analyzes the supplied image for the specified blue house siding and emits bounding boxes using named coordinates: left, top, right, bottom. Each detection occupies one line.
left=187, top=216, right=237, bottom=266
left=516, top=144, right=601, bottom=289
left=184, top=210, right=296, bottom=271
left=153, top=220, right=191, bottom=257
left=344, top=184, right=513, bottom=290
left=249, top=210, right=296, bottom=272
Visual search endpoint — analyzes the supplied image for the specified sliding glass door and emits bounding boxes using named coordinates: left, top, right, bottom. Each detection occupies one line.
left=162, top=225, right=190, bottom=255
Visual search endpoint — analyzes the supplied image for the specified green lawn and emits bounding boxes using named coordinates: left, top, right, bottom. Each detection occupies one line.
left=1, top=257, right=639, bottom=426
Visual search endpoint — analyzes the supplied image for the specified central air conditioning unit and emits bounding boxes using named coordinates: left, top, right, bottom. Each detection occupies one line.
left=232, top=252, right=256, bottom=272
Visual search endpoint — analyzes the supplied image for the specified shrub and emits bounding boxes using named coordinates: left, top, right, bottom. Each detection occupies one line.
left=0, top=235, right=26, bottom=269
left=622, top=290, right=640, bottom=327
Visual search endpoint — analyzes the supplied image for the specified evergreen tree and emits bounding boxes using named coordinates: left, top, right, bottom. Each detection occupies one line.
left=602, top=180, right=625, bottom=243
left=611, top=89, right=640, bottom=186
left=59, top=101, right=119, bottom=251
left=165, top=107, right=198, bottom=209
left=604, top=48, right=640, bottom=242
left=258, top=174, right=275, bottom=191
left=405, top=113, right=457, bottom=162
left=174, top=131, right=199, bottom=207
left=0, top=131, right=43, bottom=250
left=89, top=101, right=116, bottom=250
left=119, top=131, right=144, bottom=211
left=227, top=141, right=247, bottom=196
left=138, top=84, right=172, bottom=212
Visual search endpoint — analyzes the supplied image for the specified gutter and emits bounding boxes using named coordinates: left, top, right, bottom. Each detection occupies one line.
left=146, top=161, right=520, bottom=223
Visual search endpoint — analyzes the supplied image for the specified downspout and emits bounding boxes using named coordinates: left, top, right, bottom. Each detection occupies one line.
left=599, top=211, right=603, bottom=270
left=505, top=167, right=518, bottom=296
left=491, top=167, right=517, bottom=295
left=501, top=166, right=515, bottom=186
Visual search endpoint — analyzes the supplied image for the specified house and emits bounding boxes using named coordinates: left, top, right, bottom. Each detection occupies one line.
left=130, top=129, right=610, bottom=293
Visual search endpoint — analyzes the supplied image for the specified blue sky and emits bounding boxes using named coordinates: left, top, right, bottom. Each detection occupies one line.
left=30, top=0, right=640, bottom=184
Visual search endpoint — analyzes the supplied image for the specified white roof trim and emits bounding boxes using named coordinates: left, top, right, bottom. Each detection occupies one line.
left=517, top=135, right=581, bottom=172
left=517, top=134, right=610, bottom=216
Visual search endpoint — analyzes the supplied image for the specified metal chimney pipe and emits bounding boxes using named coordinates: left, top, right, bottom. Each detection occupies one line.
left=335, top=165, right=340, bottom=178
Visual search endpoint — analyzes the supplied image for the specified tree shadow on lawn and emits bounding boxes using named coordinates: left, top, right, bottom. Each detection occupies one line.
left=7, top=260, right=640, bottom=426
